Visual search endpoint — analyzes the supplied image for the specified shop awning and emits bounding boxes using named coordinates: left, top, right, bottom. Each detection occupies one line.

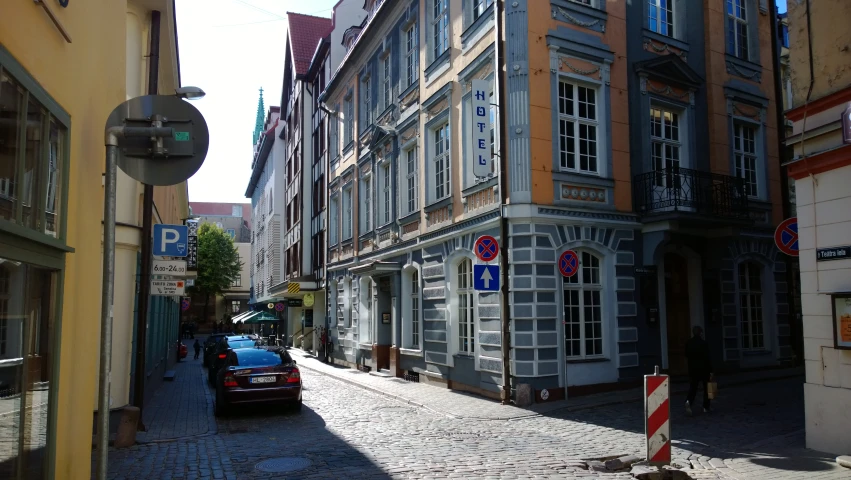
left=231, top=311, right=258, bottom=324
left=244, top=312, right=278, bottom=324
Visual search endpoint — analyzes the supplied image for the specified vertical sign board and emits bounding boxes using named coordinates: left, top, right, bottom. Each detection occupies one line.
left=645, top=368, right=671, bottom=466
left=471, top=79, right=492, bottom=177
left=186, top=219, right=198, bottom=270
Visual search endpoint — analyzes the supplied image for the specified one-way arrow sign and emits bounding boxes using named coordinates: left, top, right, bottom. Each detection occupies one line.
left=474, top=264, right=500, bottom=292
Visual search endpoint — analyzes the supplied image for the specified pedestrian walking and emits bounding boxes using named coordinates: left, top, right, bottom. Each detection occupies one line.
left=685, top=325, right=713, bottom=415
left=193, top=339, right=201, bottom=360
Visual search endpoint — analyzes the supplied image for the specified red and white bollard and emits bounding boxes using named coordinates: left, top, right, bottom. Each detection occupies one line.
left=645, top=365, right=670, bottom=465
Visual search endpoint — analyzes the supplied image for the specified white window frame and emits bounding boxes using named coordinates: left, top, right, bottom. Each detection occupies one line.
left=557, top=79, right=600, bottom=175
left=431, top=122, right=450, bottom=202
left=650, top=105, right=682, bottom=188
left=648, top=0, right=674, bottom=37
left=350, top=278, right=357, bottom=328
left=562, top=251, right=605, bottom=359
left=727, top=0, right=748, bottom=60
left=733, top=122, right=759, bottom=198
left=361, top=172, right=373, bottom=233
left=344, top=94, right=354, bottom=147
left=401, top=266, right=422, bottom=351
left=456, top=257, right=475, bottom=356
left=738, top=261, right=765, bottom=351
left=359, top=277, right=372, bottom=344
left=342, top=186, right=353, bottom=240
left=362, top=76, right=372, bottom=129
left=329, top=194, right=339, bottom=245
left=379, top=160, right=392, bottom=225
left=401, top=146, right=419, bottom=216
left=403, top=23, right=418, bottom=88
left=335, top=281, right=345, bottom=326
left=430, top=0, right=449, bottom=63
left=472, top=0, right=494, bottom=23
left=382, top=54, right=392, bottom=111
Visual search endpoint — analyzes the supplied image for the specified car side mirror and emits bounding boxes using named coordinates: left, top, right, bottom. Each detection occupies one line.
left=292, top=360, right=297, bottom=365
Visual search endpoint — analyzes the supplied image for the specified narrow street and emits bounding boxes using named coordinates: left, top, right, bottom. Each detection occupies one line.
left=98, top=351, right=847, bottom=480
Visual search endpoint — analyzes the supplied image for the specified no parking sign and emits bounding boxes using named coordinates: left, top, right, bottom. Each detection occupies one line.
left=559, top=250, right=579, bottom=278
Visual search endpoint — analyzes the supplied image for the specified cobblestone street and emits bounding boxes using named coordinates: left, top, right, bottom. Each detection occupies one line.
left=98, top=355, right=849, bottom=480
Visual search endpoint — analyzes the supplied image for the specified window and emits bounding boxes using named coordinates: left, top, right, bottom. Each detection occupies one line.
left=650, top=106, right=681, bottom=187
left=382, top=55, right=392, bottom=110
left=403, top=147, right=419, bottom=215
left=268, top=191, right=273, bottom=213
left=344, top=94, right=354, bottom=147
left=1, top=69, right=67, bottom=237
left=361, top=174, right=372, bottom=233
left=336, top=282, right=346, bottom=325
left=404, top=24, right=418, bottom=87
left=226, top=228, right=235, bottom=239
left=232, top=254, right=242, bottom=286
left=734, top=123, right=758, bottom=197
left=457, top=258, right=475, bottom=355
left=411, top=270, right=420, bottom=348
left=558, top=80, right=598, bottom=174
left=342, top=187, right=353, bottom=239
left=380, top=162, right=391, bottom=225
left=727, top=0, right=748, bottom=59
left=570, top=0, right=592, bottom=5
left=648, top=0, right=674, bottom=37
left=362, top=77, right=372, bottom=128
left=329, top=195, right=339, bottom=244
left=330, top=107, right=339, bottom=159
left=473, top=0, right=493, bottom=22
left=431, top=0, right=449, bottom=61
left=563, top=252, right=603, bottom=358
left=232, top=205, right=241, bottom=216
left=231, top=300, right=241, bottom=313
left=350, top=281, right=357, bottom=328
left=432, top=123, right=450, bottom=200
left=738, top=262, right=764, bottom=350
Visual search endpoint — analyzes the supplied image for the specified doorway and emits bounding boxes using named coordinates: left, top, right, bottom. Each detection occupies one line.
left=665, top=252, right=691, bottom=375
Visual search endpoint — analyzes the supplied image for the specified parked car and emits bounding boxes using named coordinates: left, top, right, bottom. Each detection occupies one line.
left=207, top=335, right=258, bottom=384
left=214, top=346, right=301, bottom=417
left=202, top=332, right=233, bottom=367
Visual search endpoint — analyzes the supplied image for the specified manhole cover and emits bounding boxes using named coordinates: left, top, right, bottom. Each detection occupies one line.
left=255, top=457, right=312, bottom=473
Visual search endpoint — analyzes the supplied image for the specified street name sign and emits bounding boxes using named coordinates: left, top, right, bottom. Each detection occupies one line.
left=153, top=224, right=188, bottom=257
left=473, top=264, right=500, bottom=291
left=817, top=246, right=851, bottom=262
left=152, top=260, right=187, bottom=275
left=151, top=280, right=185, bottom=296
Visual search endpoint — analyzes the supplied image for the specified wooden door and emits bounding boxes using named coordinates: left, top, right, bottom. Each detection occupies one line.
left=665, top=253, right=691, bottom=375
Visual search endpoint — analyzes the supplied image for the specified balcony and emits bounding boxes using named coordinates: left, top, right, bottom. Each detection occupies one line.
left=634, top=166, right=750, bottom=221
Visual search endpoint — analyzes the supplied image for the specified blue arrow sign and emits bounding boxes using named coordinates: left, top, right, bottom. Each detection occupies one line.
left=153, top=224, right=188, bottom=257
left=474, top=264, right=499, bottom=292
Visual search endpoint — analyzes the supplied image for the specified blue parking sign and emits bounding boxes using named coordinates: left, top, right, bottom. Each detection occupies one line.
left=473, top=264, right=499, bottom=291
left=153, top=224, right=188, bottom=257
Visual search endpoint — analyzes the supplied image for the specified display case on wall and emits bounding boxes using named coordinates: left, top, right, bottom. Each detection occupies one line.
left=830, top=293, right=851, bottom=350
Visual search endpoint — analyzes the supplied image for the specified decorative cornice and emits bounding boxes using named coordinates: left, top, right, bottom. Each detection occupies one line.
left=559, top=58, right=600, bottom=76
left=642, top=38, right=687, bottom=61
left=553, top=6, right=604, bottom=32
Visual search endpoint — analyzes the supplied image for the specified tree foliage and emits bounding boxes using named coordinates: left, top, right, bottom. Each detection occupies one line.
left=190, top=223, right=242, bottom=301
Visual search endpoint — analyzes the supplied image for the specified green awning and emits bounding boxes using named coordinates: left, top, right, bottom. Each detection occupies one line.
left=234, top=311, right=261, bottom=324
left=230, top=311, right=253, bottom=323
left=244, top=312, right=278, bottom=324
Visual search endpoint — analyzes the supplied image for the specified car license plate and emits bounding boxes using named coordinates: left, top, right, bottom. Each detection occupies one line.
left=250, top=376, right=276, bottom=384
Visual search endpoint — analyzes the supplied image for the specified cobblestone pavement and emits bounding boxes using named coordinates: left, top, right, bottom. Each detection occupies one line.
left=100, top=358, right=849, bottom=480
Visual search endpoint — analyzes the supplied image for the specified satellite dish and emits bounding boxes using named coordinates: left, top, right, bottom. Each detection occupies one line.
left=105, top=95, right=209, bottom=186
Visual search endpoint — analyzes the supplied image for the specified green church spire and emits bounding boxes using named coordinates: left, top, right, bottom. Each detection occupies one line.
left=252, top=87, right=265, bottom=145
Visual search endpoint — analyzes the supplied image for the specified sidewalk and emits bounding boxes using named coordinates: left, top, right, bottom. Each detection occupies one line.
left=134, top=353, right=216, bottom=443
left=288, top=348, right=804, bottom=420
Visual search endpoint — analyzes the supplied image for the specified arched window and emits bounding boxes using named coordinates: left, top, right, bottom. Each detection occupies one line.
left=738, top=262, right=764, bottom=350
left=457, top=258, right=475, bottom=355
left=563, top=251, right=603, bottom=359
left=411, top=269, right=420, bottom=348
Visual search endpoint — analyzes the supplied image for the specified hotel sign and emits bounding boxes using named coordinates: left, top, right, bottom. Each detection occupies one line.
left=471, top=79, right=492, bottom=177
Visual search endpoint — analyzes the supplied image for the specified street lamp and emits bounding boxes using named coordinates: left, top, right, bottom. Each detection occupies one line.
left=175, top=86, right=206, bottom=100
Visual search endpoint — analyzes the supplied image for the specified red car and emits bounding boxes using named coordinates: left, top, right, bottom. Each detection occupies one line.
left=214, top=346, right=302, bottom=416
left=177, top=341, right=188, bottom=360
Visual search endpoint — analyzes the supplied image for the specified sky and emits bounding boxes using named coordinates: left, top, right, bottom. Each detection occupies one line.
left=177, top=0, right=788, bottom=204
left=177, top=0, right=338, bottom=204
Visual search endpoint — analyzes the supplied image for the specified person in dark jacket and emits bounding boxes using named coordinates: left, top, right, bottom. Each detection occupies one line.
left=685, top=325, right=712, bottom=415
left=193, top=339, right=201, bottom=360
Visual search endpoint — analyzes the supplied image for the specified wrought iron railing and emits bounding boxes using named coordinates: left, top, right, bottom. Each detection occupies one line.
left=633, top=166, right=750, bottom=219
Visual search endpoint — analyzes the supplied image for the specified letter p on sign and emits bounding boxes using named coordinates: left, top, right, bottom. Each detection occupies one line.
left=153, top=224, right=189, bottom=257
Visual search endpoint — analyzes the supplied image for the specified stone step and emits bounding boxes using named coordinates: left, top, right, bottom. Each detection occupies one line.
left=369, top=369, right=393, bottom=378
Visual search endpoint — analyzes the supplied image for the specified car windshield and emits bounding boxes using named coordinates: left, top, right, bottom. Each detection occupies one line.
left=234, top=349, right=293, bottom=367
left=228, top=339, right=256, bottom=349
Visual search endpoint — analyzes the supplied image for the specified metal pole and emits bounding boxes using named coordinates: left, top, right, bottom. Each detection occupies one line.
left=495, top=0, right=512, bottom=405
left=95, top=140, right=119, bottom=480
left=133, top=10, right=161, bottom=420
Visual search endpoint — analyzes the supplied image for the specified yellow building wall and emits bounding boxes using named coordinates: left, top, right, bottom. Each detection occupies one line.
left=0, top=1, right=126, bottom=478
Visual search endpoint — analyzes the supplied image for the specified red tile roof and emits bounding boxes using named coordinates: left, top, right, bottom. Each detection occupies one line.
left=287, top=12, right=332, bottom=76
left=189, top=202, right=252, bottom=224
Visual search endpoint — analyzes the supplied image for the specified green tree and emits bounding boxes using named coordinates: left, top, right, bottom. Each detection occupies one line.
left=190, top=223, right=242, bottom=323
